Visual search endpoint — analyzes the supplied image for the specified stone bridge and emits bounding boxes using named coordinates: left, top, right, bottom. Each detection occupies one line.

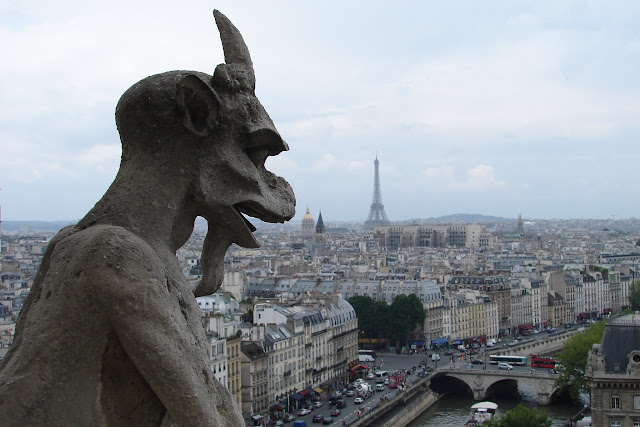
left=497, top=328, right=585, bottom=356
left=434, top=368, right=561, bottom=405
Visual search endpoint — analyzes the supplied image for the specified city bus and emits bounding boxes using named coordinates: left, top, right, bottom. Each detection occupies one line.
left=358, top=349, right=377, bottom=358
left=388, top=371, right=406, bottom=389
left=358, top=349, right=377, bottom=362
left=488, top=355, right=527, bottom=366
left=530, top=354, right=556, bottom=369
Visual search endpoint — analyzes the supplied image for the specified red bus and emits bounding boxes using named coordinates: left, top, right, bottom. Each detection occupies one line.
left=388, top=371, right=406, bottom=389
left=530, top=354, right=556, bottom=368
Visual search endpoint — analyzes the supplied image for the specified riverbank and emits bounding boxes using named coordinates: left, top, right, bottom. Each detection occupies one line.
left=347, top=374, right=442, bottom=427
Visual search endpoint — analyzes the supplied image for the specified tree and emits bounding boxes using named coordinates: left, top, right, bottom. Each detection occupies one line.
left=484, top=404, right=551, bottom=427
left=348, top=294, right=425, bottom=350
left=348, top=295, right=391, bottom=340
left=387, top=294, right=426, bottom=349
left=555, top=320, right=606, bottom=402
left=629, top=280, right=640, bottom=311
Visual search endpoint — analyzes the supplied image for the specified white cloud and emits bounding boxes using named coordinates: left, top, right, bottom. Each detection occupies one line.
left=1, top=1, right=638, bottom=220
left=423, top=164, right=506, bottom=192
left=74, top=144, right=120, bottom=170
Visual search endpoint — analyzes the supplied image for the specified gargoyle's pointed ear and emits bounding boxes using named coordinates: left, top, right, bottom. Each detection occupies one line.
left=176, top=74, right=220, bottom=137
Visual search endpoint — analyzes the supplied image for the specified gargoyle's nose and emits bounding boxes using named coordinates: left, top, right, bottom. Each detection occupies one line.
left=248, top=126, right=289, bottom=156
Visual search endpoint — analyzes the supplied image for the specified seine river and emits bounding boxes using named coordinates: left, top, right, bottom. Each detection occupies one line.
left=408, top=386, right=585, bottom=426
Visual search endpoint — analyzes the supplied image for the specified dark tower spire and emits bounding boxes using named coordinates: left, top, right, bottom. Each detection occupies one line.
left=364, top=156, right=390, bottom=228
left=315, top=211, right=325, bottom=234
left=516, top=213, right=524, bottom=233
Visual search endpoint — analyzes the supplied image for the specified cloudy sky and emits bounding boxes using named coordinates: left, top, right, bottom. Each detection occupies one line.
left=1, top=1, right=639, bottom=222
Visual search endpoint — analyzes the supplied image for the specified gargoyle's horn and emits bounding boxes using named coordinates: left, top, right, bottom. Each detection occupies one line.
left=213, top=10, right=255, bottom=87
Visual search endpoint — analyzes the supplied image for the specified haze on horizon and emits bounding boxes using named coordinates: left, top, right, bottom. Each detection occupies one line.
left=1, top=1, right=638, bottom=222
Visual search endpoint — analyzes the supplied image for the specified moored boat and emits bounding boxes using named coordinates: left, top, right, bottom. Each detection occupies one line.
left=463, top=401, right=498, bottom=426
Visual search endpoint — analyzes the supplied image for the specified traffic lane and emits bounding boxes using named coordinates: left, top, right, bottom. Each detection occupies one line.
left=292, top=391, right=383, bottom=425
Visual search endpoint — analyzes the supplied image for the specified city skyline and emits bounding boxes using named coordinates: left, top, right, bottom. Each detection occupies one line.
left=1, top=1, right=639, bottom=222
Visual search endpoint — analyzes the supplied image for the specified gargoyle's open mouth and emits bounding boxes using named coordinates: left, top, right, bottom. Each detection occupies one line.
left=234, top=204, right=257, bottom=233
left=235, top=200, right=289, bottom=225
left=233, top=201, right=291, bottom=248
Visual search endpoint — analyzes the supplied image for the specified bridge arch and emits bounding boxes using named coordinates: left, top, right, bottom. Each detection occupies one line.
left=433, top=369, right=561, bottom=405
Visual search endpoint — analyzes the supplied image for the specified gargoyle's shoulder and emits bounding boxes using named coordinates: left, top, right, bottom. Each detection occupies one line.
left=66, top=225, right=164, bottom=278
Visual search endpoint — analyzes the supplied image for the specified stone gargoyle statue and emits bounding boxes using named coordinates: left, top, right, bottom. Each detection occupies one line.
left=0, top=10, right=295, bottom=426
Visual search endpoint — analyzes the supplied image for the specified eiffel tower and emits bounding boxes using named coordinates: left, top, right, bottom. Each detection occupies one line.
left=364, top=156, right=390, bottom=227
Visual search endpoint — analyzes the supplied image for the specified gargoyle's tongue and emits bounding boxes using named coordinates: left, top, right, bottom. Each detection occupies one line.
left=232, top=206, right=261, bottom=249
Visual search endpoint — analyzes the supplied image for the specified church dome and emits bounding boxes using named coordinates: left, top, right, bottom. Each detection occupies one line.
left=303, top=207, right=314, bottom=220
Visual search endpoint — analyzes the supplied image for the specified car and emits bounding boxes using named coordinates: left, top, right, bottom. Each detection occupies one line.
left=471, top=359, right=483, bottom=365
left=334, top=400, right=346, bottom=409
left=366, top=373, right=375, bottom=380
left=354, top=397, right=364, bottom=404
left=312, top=401, right=323, bottom=408
left=345, top=390, right=355, bottom=397
left=283, top=414, right=296, bottom=423
left=498, top=362, right=513, bottom=371
left=375, top=384, right=385, bottom=392
left=330, top=409, right=340, bottom=417
left=297, top=408, right=311, bottom=416
left=273, top=421, right=284, bottom=427
left=312, top=414, right=324, bottom=423
left=384, top=378, right=389, bottom=385
left=321, top=418, right=333, bottom=424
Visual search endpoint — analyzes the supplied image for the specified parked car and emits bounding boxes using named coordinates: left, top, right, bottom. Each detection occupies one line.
left=283, top=414, right=296, bottom=423
left=312, top=401, right=323, bottom=408
left=498, top=362, right=513, bottom=371
left=471, top=359, right=483, bottom=365
left=312, top=414, right=324, bottom=423
left=297, top=408, right=311, bottom=416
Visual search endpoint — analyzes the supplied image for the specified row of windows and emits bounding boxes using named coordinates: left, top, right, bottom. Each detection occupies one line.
left=610, top=394, right=640, bottom=410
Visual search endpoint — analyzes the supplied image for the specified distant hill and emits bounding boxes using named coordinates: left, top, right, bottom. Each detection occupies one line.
left=2, top=220, right=76, bottom=232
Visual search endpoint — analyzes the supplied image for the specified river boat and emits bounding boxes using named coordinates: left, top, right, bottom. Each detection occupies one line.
left=463, top=401, right=498, bottom=426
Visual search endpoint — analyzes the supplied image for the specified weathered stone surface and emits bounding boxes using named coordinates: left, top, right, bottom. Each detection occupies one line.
left=0, top=10, right=295, bottom=426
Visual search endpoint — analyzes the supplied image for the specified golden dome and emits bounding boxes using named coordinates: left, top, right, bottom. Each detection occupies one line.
left=302, top=206, right=314, bottom=220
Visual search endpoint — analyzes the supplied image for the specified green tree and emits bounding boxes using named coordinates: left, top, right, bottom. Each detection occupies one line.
left=629, top=280, right=640, bottom=311
left=483, top=404, right=551, bottom=427
left=387, top=294, right=426, bottom=349
left=348, top=295, right=378, bottom=338
left=555, top=320, right=606, bottom=402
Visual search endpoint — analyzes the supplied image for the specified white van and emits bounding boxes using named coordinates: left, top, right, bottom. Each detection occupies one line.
left=375, top=370, right=388, bottom=383
left=375, top=384, right=385, bottom=392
